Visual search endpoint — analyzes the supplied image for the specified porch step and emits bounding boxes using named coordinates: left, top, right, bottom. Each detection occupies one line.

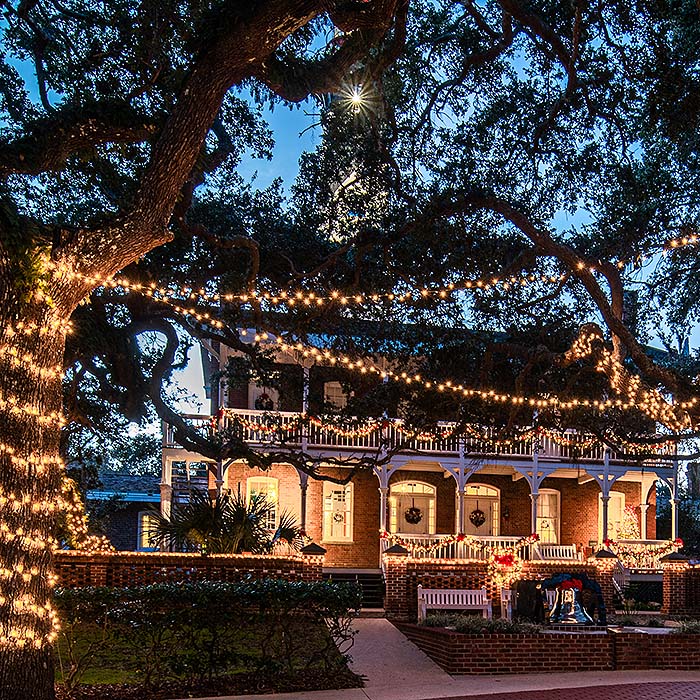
left=323, top=569, right=385, bottom=609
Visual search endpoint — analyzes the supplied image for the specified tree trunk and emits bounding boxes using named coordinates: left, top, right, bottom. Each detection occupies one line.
left=0, top=264, right=67, bottom=700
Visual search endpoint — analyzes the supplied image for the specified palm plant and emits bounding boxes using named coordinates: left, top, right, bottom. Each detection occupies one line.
left=147, top=489, right=303, bottom=555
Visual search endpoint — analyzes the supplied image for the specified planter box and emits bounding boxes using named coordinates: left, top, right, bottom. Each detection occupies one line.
left=397, top=623, right=700, bottom=674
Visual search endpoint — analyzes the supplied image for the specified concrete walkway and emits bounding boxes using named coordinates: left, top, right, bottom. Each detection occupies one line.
left=192, top=619, right=700, bottom=700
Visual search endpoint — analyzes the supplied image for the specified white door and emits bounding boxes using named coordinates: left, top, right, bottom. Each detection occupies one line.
left=396, top=494, right=433, bottom=534
left=464, top=497, right=496, bottom=536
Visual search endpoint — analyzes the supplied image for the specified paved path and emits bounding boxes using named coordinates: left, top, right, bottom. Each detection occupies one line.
left=198, top=619, right=700, bottom=700
left=434, top=683, right=700, bottom=700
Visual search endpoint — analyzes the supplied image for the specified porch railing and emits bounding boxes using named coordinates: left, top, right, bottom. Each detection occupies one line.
left=378, top=534, right=574, bottom=562
left=163, top=410, right=670, bottom=465
left=606, top=539, right=673, bottom=571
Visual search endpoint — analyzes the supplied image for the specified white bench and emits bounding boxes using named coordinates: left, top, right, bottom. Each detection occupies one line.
left=500, top=587, right=556, bottom=620
left=417, top=585, right=492, bottom=622
left=533, top=544, right=581, bottom=561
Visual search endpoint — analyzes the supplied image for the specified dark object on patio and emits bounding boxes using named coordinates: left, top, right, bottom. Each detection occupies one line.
left=511, top=579, right=546, bottom=623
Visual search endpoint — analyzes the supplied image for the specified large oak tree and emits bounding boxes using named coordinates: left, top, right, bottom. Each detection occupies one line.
left=0, top=1, right=406, bottom=697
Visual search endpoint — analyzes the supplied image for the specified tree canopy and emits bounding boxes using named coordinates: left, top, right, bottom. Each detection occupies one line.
left=63, top=0, right=700, bottom=477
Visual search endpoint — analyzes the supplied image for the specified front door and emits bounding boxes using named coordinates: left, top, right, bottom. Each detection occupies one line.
left=463, top=497, right=496, bottom=536
left=395, top=493, right=432, bottom=534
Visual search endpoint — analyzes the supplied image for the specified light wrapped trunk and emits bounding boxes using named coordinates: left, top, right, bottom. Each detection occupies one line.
left=0, top=276, right=67, bottom=700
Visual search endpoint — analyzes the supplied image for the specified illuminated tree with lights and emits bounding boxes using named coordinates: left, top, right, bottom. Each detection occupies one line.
left=0, top=1, right=406, bottom=697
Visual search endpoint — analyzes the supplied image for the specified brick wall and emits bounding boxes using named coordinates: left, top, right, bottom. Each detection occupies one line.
left=398, top=624, right=700, bottom=674
left=397, top=624, right=613, bottom=674
left=662, top=561, right=700, bottom=616
left=54, top=551, right=324, bottom=588
left=213, top=461, right=651, bottom=570
left=613, top=631, right=700, bottom=670
left=384, top=557, right=610, bottom=621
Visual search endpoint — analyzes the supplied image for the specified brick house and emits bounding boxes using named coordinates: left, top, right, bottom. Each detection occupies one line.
left=87, top=472, right=161, bottom=551
left=160, top=335, right=679, bottom=582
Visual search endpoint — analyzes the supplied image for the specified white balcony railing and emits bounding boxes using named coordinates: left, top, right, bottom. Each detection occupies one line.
left=163, top=410, right=671, bottom=466
left=378, top=534, right=579, bottom=561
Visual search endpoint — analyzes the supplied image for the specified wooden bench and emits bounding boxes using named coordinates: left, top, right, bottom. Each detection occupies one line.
left=500, top=587, right=556, bottom=620
left=417, top=585, right=492, bottom=622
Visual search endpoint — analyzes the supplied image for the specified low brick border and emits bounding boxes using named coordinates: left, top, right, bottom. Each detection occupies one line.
left=53, top=551, right=324, bottom=587
left=396, top=623, right=700, bottom=674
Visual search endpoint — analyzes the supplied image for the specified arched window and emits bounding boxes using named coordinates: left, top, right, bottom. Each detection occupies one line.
left=247, top=476, right=278, bottom=530
left=389, top=481, right=436, bottom=534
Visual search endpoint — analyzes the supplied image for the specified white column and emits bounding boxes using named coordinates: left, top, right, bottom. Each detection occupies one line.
left=671, top=497, right=679, bottom=541
left=639, top=503, right=649, bottom=540
left=214, top=459, right=224, bottom=496
left=302, top=366, right=310, bottom=413
left=601, top=495, right=610, bottom=542
left=457, top=488, right=466, bottom=533
left=298, top=469, right=309, bottom=533
left=379, top=486, right=389, bottom=532
left=530, top=492, right=540, bottom=534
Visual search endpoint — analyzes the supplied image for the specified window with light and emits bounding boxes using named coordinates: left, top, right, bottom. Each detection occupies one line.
left=323, top=482, right=353, bottom=542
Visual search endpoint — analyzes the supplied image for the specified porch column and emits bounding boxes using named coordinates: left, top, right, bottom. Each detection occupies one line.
left=160, top=457, right=173, bottom=519
left=297, top=468, right=309, bottom=533
left=379, top=486, right=389, bottom=531
left=600, top=495, right=610, bottom=542
left=302, top=365, right=310, bottom=413
left=671, top=497, right=680, bottom=541
left=639, top=503, right=650, bottom=540
left=214, top=459, right=225, bottom=496
left=530, top=492, right=540, bottom=534
left=457, top=488, right=466, bottom=533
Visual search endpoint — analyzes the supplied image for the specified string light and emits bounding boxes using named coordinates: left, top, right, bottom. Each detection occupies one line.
left=45, top=229, right=700, bottom=319
left=273, top=335, right=694, bottom=427
left=0, top=344, right=64, bottom=380
left=0, top=391, right=65, bottom=427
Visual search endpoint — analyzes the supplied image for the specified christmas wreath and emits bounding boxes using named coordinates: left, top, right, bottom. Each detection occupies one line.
left=404, top=506, right=423, bottom=524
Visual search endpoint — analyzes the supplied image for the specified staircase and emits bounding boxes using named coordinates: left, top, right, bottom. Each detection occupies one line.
left=323, top=569, right=385, bottom=610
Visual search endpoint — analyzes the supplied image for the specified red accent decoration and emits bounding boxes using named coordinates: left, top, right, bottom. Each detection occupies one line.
left=493, top=553, right=515, bottom=568
left=560, top=578, right=583, bottom=591
left=456, top=533, right=465, bottom=542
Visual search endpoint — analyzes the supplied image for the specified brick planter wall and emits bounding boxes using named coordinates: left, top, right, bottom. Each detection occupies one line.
left=384, top=557, right=610, bottom=621
left=397, top=624, right=700, bottom=674
left=397, top=624, right=612, bottom=674
left=54, top=551, right=324, bottom=588
left=660, top=560, right=700, bottom=617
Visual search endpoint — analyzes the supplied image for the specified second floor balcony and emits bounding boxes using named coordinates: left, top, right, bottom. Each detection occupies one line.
left=162, top=409, right=672, bottom=469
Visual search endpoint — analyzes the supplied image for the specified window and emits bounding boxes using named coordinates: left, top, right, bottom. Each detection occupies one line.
left=536, top=490, right=560, bottom=544
left=599, top=491, right=625, bottom=540
left=324, top=381, right=348, bottom=409
left=247, top=476, right=278, bottom=530
left=389, top=481, right=436, bottom=534
left=323, top=482, right=353, bottom=542
left=138, top=511, right=159, bottom=551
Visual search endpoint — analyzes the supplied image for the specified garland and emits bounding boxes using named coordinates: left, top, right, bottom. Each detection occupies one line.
left=380, top=530, right=539, bottom=588
left=219, top=411, right=610, bottom=452
left=604, top=537, right=682, bottom=568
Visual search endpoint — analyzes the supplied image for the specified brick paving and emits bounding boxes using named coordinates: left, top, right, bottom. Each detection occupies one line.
left=438, top=682, right=700, bottom=700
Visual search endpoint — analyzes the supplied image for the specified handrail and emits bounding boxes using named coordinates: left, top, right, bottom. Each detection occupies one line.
left=162, top=410, right=670, bottom=466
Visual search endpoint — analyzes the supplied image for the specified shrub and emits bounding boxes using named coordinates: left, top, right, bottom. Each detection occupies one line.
left=676, top=620, right=700, bottom=634
left=54, top=578, right=361, bottom=689
left=421, top=613, right=540, bottom=634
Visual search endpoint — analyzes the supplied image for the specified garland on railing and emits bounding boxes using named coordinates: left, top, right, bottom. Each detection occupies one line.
left=218, top=411, right=610, bottom=452
left=380, top=530, right=540, bottom=587
left=604, top=537, right=683, bottom=568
